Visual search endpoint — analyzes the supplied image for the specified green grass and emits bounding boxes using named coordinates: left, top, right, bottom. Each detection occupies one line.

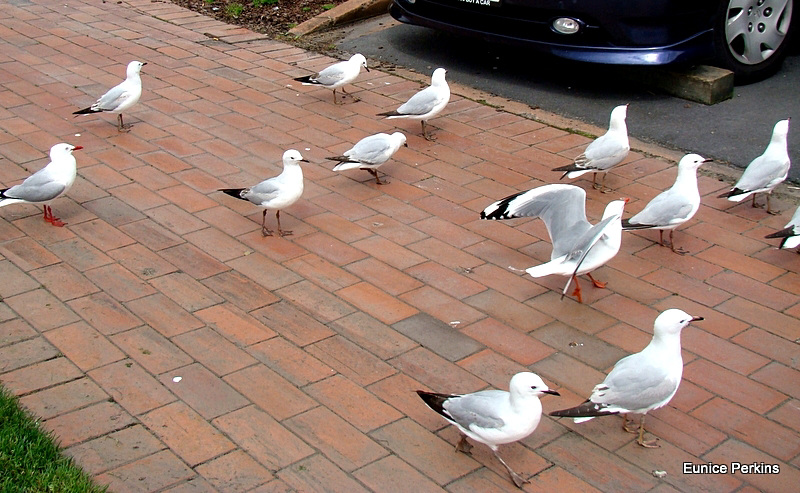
left=226, top=2, right=245, bottom=18
left=0, top=385, right=106, bottom=492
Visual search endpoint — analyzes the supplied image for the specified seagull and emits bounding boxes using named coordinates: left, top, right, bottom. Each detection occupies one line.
left=622, top=154, right=712, bottom=254
left=0, top=143, right=82, bottom=227
left=293, top=53, right=369, bottom=104
left=481, top=184, right=628, bottom=303
left=765, top=204, right=800, bottom=251
left=328, top=132, right=407, bottom=185
left=718, top=118, right=791, bottom=214
left=552, top=104, right=630, bottom=192
left=417, top=372, right=559, bottom=488
left=377, top=68, right=450, bottom=141
left=218, top=149, right=307, bottom=237
left=73, top=61, right=146, bottom=132
left=550, top=309, right=703, bottom=448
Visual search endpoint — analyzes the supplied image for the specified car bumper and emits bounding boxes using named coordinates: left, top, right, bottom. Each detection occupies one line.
left=389, top=0, right=716, bottom=66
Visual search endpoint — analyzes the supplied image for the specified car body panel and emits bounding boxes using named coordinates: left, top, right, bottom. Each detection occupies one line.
left=390, top=0, right=718, bottom=65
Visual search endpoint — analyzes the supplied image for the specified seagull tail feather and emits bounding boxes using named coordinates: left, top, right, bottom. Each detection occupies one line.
left=377, top=110, right=401, bottom=118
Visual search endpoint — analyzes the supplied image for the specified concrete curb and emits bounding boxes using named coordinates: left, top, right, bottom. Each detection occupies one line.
left=288, top=0, right=392, bottom=37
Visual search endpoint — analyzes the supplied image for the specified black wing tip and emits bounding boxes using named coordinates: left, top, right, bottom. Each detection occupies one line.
left=293, top=75, right=314, bottom=84
left=219, top=188, right=246, bottom=200
left=549, top=401, right=617, bottom=418
left=552, top=165, right=575, bottom=172
left=620, top=219, right=655, bottom=230
left=718, top=187, right=744, bottom=198
left=377, top=110, right=400, bottom=117
left=72, top=107, right=96, bottom=115
left=415, top=390, right=453, bottom=415
left=765, top=226, right=793, bottom=239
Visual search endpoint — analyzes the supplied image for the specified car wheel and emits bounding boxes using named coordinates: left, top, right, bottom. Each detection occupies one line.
left=713, top=0, right=795, bottom=82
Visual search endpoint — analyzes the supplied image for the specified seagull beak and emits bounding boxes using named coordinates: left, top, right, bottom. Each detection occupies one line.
left=300, top=158, right=310, bottom=163
left=621, top=197, right=630, bottom=204
left=73, top=146, right=84, bottom=151
left=541, top=389, right=560, bottom=396
left=691, top=316, right=704, bottom=322
left=702, top=158, right=713, bottom=163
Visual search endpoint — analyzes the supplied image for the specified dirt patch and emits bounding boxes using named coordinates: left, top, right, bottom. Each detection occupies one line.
left=168, top=0, right=348, bottom=39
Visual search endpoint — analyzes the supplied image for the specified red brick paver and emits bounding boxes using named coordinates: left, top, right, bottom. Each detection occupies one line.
left=0, top=1, right=798, bottom=492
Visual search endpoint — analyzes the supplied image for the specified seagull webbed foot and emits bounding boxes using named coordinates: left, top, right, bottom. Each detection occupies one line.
left=454, top=435, right=473, bottom=455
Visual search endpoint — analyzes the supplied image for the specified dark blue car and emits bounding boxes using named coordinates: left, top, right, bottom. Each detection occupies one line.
left=389, top=0, right=795, bottom=81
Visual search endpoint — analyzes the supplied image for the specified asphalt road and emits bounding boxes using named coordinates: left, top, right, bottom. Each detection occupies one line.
left=338, top=15, right=800, bottom=182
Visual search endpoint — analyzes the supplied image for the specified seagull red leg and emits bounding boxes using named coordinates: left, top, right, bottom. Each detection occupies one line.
left=570, top=275, right=584, bottom=303
left=587, top=273, right=607, bottom=289
left=260, top=210, right=273, bottom=237
left=276, top=210, right=292, bottom=237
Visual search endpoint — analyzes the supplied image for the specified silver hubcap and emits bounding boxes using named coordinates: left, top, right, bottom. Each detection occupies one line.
left=725, top=0, right=793, bottom=65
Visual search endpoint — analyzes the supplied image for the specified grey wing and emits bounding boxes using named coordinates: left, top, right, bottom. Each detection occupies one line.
left=348, top=135, right=391, bottom=164
left=444, top=391, right=506, bottom=430
left=591, top=354, right=677, bottom=411
left=629, top=191, right=692, bottom=227
left=516, top=185, right=591, bottom=258
left=735, top=154, right=789, bottom=191
left=397, top=87, right=440, bottom=116
left=583, top=135, right=628, bottom=170
left=314, top=63, right=348, bottom=86
left=245, top=179, right=283, bottom=205
left=6, top=171, right=65, bottom=202
left=94, top=84, right=129, bottom=111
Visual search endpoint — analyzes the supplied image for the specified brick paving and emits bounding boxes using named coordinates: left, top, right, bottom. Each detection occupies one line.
left=0, top=0, right=799, bottom=491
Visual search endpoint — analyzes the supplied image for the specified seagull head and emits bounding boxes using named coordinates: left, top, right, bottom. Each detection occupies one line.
left=283, top=149, right=309, bottom=165
left=509, top=372, right=560, bottom=399
left=351, top=53, right=369, bottom=72
left=431, top=68, right=447, bottom=86
left=50, top=143, right=83, bottom=159
left=609, top=104, right=628, bottom=129
left=392, top=132, right=408, bottom=147
left=602, top=198, right=628, bottom=220
left=653, top=308, right=703, bottom=338
left=127, top=61, right=146, bottom=77
left=678, top=153, right=712, bottom=171
left=773, top=119, right=790, bottom=139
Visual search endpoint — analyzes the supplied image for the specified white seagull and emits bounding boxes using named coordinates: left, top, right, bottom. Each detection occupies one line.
left=219, top=149, right=307, bottom=237
left=718, top=118, right=791, bottom=214
left=417, top=372, right=559, bottom=488
left=765, top=204, right=800, bottom=251
left=553, top=104, right=630, bottom=192
left=378, top=68, right=450, bottom=141
left=0, top=143, right=82, bottom=227
left=293, top=53, right=369, bottom=104
left=328, top=132, right=407, bottom=185
left=73, top=61, right=146, bottom=131
left=481, top=184, right=628, bottom=303
left=550, top=309, right=703, bottom=447
left=622, top=153, right=712, bottom=254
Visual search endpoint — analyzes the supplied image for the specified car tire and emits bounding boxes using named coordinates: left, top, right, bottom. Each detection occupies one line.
left=713, top=0, right=795, bottom=82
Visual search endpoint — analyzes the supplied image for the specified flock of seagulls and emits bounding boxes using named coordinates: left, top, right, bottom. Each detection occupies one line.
left=1, top=51, right=795, bottom=489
